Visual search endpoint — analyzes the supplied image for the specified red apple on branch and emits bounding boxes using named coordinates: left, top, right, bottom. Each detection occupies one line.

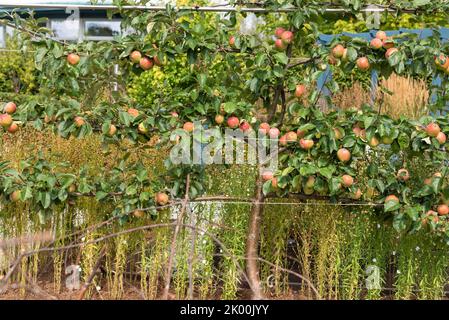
left=7, top=122, right=18, bottom=134
left=0, top=113, right=13, bottom=128
left=239, top=121, right=251, bottom=132
left=10, top=190, right=21, bottom=202
left=437, top=204, right=449, bottom=216
left=139, top=57, right=154, bottom=70
left=299, top=138, right=314, bottom=150
left=332, top=44, right=345, bottom=58
left=426, top=122, right=441, bottom=137
left=295, top=84, right=306, bottom=98
left=155, top=192, right=169, bottom=206
left=385, top=48, right=399, bottom=59
left=275, top=27, right=285, bottom=38
left=4, top=102, right=16, bottom=114
left=215, top=114, right=224, bottom=125
left=183, top=122, right=194, bottom=132
left=269, top=127, right=280, bottom=139
left=370, top=38, right=383, bottom=50
left=436, top=131, right=447, bottom=144
left=262, top=170, right=274, bottom=181
left=375, top=30, right=387, bottom=41
left=67, top=53, right=80, bottom=65
left=74, top=116, right=85, bottom=128
left=356, top=57, right=370, bottom=71
left=280, top=31, right=293, bottom=44
left=341, top=175, right=354, bottom=187
left=130, top=50, right=142, bottom=63
left=259, top=122, right=270, bottom=134
left=227, top=116, right=240, bottom=129
left=337, top=148, right=351, bottom=162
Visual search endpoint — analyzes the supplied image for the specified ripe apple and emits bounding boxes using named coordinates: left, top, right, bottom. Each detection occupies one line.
left=353, top=126, right=362, bottom=137
left=229, top=36, right=235, bottom=46
left=133, top=210, right=145, bottom=218
left=128, top=108, right=139, bottom=118
left=183, top=122, right=194, bottom=132
left=269, top=127, right=280, bottom=138
left=356, top=57, right=370, bottom=71
left=259, top=122, right=270, bottom=134
left=0, top=113, right=13, bottom=128
left=370, top=38, right=383, bottom=50
left=279, top=135, right=287, bottom=146
left=275, top=39, right=286, bottom=51
left=108, top=124, right=117, bottom=136
left=299, top=138, right=314, bottom=150
left=4, top=102, right=16, bottom=114
left=280, top=31, right=293, bottom=44
left=437, top=204, right=449, bottom=216
left=7, top=122, right=18, bottom=134
left=171, top=111, right=179, bottom=118
left=271, top=177, right=278, bottom=188
left=130, top=50, right=142, bottom=63
left=341, top=175, right=354, bottom=187
left=352, top=188, right=362, bottom=200
left=436, top=131, right=447, bottom=144
left=10, top=190, right=21, bottom=202
left=139, top=57, right=154, bottom=70
left=375, top=30, right=387, bottom=41
left=285, top=131, right=298, bottom=143
left=215, top=114, right=224, bottom=125
left=332, top=44, right=345, bottom=58
left=138, top=123, right=148, bottom=134
left=74, top=116, right=85, bottom=128
left=239, top=121, right=251, bottom=132
left=262, top=170, right=274, bottom=181
left=67, top=53, right=80, bottom=65
left=385, top=47, right=399, bottom=59
left=382, top=38, right=394, bottom=49
left=426, top=122, right=441, bottom=137
left=275, top=27, right=285, bottom=38
left=227, top=116, right=240, bottom=129
left=155, top=192, right=169, bottom=205
left=397, top=168, right=410, bottom=182
left=337, top=148, right=351, bottom=162
left=385, top=194, right=399, bottom=203
left=434, top=172, right=443, bottom=178
left=295, top=84, right=306, bottom=98
left=424, top=177, right=432, bottom=185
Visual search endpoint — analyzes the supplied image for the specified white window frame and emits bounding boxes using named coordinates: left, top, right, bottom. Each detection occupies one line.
left=82, top=18, right=122, bottom=41
left=49, top=18, right=81, bottom=41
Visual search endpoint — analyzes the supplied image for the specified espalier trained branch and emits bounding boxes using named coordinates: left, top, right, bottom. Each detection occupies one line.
left=2, top=0, right=449, bottom=299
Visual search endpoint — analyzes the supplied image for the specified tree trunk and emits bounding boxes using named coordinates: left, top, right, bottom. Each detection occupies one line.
left=245, top=173, right=265, bottom=300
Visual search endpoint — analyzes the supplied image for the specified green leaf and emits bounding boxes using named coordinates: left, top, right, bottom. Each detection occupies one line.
left=274, top=52, right=288, bottom=65
left=384, top=200, right=400, bottom=212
